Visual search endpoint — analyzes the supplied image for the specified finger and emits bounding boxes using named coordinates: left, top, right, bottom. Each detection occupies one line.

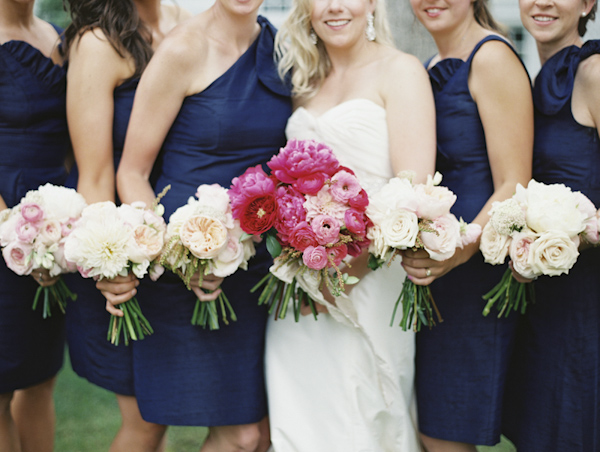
left=38, top=277, right=61, bottom=288
left=96, top=279, right=139, bottom=295
left=201, top=279, right=224, bottom=291
left=101, top=287, right=136, bottom=307
left=105, top=300, right=124, bottom=317
left=407, top=274, right=436, bottom=286
left=191, top=286, right=222, bottom=302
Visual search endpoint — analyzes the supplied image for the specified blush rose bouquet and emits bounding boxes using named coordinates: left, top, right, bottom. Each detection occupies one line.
left=64, top=191, right=168, bottom=345
left=229, top=139, right=370, bottom=321
left=0, top=184, right=87, bottom=318
left=480, top=179, right=599, bottom=317
left=160, top=184, right=256, bottom=330
left=367, top=172, right=482, bottom=332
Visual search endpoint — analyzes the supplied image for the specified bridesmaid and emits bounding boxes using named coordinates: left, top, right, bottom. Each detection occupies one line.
left=62, top=0, right=190, bottom=450
left=116, top=0, right=291, bottom=450
left=403, top=0, right=533, bottom=450
left=0, top=1, right=69, bottom=451
left=503, top=1, right=599, bottom=450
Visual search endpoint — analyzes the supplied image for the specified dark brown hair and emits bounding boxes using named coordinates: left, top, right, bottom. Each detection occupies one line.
left=473, top=0, right=506, bottom=35
left=62, top=0, right=153, bottom=79
left=579, top=2, right=598, bottom=36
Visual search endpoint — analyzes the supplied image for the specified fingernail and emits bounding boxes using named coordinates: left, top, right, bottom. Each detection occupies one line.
left=135, top=280, right=140, bottom=287
left=407, top=275, right=413, bottom=281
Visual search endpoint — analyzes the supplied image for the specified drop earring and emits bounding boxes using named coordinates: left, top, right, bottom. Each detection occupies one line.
left=366, top=12, right=376, bottom=41
left=310, top=28, right=318, bottom=45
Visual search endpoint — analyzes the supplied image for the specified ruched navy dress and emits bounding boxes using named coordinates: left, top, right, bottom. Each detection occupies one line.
left=503, top=40, right=600, bottom=452
left=65, top=79, right=140, bottom=396
left=132, top=16, right=291, bottom=426
left=0, top=27, right=69, bottom=392
left=416, top=36, right=525, bottom=445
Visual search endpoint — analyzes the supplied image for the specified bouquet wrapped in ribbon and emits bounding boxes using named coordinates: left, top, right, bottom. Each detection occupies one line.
left=367, top=172, right=481, bottom=331
left=0, top=183, right=87, bottom=318
left=480, top=179, right=599, bottom=317
left=160, top=184, right=256, bottom=330
left=229, top=139, right=371, bottom=321
left=64, top=197, right=167, bottom=345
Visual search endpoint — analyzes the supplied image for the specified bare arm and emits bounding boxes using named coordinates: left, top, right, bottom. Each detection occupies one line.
left=403, top=41, right=533, bottom=284
left=0, top=195, right=6, bottom=211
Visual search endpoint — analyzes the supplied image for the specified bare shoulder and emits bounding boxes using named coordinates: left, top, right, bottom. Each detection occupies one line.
left=471, top=38, right=524, bottom=76
left=376, top=47, right=430, bottom=90
left=161, top=3, right=194, bottom=24
left=151, top=16, right=207, bottom=71
left=576, top=53, right=600, bottom=90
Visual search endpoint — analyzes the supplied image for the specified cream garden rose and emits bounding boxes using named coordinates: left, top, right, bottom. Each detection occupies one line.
left=529, top=230, right=580, bottom=277
left=480, top=221, right=511, bottom=265
left=180, top=215, right=228, bottom=260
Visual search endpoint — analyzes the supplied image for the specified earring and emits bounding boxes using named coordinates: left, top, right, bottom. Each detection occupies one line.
left=366, top=12, right=376, bottom=41
left=581, top=11, right=587, bottom=16
left=310, top=28, right=318, bottom=45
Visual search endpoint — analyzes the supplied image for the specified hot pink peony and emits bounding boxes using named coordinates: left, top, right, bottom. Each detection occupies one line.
left=267, top=139, right=340, bottom=184
left=274, top=186, right=307, bottom=243
left=293, top=172, right=327, bottom=196
left=229, top=165, right=276, bottom=215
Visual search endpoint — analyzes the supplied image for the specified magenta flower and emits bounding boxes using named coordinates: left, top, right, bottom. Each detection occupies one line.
left=349, top=189, right=369, bottom=210
left=20, top=202, right=44, bottom=224
left=330, top=170, right=362, bottom=204
left=230, top=165, right=276, bottom=215
left=274, top=186, right=307, bottom=243
left=268, top=139, right=340, bottom=184
left=344, top=209, right=367, bottom=236
left=288, top=221, right=318, bottom=251
left=293, top=172, right=327, bottom=196
left=302, top=245, right=328, bottom=270
left=328, top=244, right=348, bottom=267
left=311, top=215, right=341, bottom=246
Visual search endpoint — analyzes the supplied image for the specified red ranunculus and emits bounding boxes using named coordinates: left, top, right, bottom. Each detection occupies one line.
left=239, top=195, right=277, bottom=235
left=328, top=244, right=348, bottom=267
left=348, top=189, right=369, bottom=210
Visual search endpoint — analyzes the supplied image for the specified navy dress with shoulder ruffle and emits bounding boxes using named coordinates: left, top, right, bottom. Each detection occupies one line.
left=64, top=78, right=140, bottom=396
left=131, top=16, right=292, bottom=426
left=503, top=40, right=600, bottom=452
left=416, top=36, right=525, bottom=445
left=0, top=27, right=69, bottom=392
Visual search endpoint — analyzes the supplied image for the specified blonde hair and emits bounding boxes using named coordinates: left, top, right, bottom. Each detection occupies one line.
left=275, top=0, right=394, bottom=98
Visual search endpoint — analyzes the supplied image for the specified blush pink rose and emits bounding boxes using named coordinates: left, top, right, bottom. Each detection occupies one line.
left=133, top=224, right=164, bottom=260
left=311, top=215, right=341, bottom=245
left=420, top=214, right=461, bottom=261
left=20, top=203, right=44, bottom=224
left=3, top=242, right=33, bottom=275
left=302, top=245, right=328, bottom=270
left=39, top=220, right=62, bottom=246
left=330, top=170, right=362, bottom=204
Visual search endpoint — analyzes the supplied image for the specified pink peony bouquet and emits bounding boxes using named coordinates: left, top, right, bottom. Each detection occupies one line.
left=367, top=172, right=481, bottom=332
left=0, top=183, right=87, bottom=318
left=480, top=179, right=599, bottom=317
left=160, top=184, right=256, bottom=330
left=64, top=195, right=167, bottom=345
left=229, top=139, right=371, bottom=320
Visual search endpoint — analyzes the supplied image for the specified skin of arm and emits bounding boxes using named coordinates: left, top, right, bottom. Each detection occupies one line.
left=0, top=195, right=6, bottom=211
left=402, top=40, right=534, bottom=285
left=116, top=29, right=223, bottom=302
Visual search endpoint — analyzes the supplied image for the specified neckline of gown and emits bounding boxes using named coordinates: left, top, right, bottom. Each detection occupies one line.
left=295, top=98, right=385, bottom=120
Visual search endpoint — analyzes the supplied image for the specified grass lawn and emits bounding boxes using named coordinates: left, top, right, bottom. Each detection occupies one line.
left=55, top=353, right=515, bottom=451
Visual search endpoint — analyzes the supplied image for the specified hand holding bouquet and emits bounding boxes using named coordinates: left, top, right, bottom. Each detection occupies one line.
left=367, top=172, right=481, bottom=331
left=160, top=184, right=256, bottom=330
left=0, top=184, right=87, bottom=318
left=480, top=179, right=599, bottom=316
left=230, top=139, right=371, bottom=321
left=64, top=196, right=167, bottom=345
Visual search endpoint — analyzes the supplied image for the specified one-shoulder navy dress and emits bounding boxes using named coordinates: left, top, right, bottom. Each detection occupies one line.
left=65, top=79, right=140, bottom=396
left=131, top=16, right=291, bottom=426
left=0, top=27, right=69, bottom=392
left=503, top=40, right=600, bottom=452
left=416, top=36, right=526, bottom=445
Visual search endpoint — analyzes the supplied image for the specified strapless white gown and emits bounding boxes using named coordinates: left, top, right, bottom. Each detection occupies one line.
left=265, top=99, right=420, bottom=452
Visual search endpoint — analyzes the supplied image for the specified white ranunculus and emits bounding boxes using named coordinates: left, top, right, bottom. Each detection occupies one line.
left=528, top=230, right=579, bottom=276
left=508, top=228, right=539, bottom=280
left=479, top=221, right=511, bottom=265
left=524, top=180, right=586, bottom=237
left=420, top=213, right=460, bottom=261
left=379, top=210, right=419, bottom=249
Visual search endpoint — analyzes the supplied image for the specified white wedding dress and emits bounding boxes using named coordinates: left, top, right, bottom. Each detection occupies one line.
left=265, top=99, right=420, bottom=452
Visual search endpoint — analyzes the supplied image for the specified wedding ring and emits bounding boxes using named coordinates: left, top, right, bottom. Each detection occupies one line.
left=425, top=268, right=431, bottom=277
left=38, top=272, right=44, bottom=282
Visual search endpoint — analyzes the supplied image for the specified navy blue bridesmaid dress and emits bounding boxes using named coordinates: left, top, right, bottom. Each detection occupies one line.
left=0, top=26, right=69, bottom=392
left=64, top=79, right=141, bottom=396
left=416, top=36, right=526, bottom=445
left=503, top=40, right=600, bottom=452
left=131, top=16, right=291, bottom=426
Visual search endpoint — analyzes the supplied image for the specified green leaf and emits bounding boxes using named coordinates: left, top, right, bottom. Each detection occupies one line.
left=266, top=234, right=282, bottom=258
left=367, top=253, right=385, bottom=271
left=343, top=274, right=359, bottom=285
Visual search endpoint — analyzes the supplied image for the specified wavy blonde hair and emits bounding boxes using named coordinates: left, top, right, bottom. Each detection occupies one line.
left=276, top=0, right=394, bottom=98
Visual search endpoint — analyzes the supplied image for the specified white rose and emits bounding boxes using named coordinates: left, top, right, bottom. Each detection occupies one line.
left=420, top=213, right=460, bottom=261
left=413, top=182, right=456, bottom=220
left=379, top=210, right=419, bottom=249
left=508, top=228, right=539, bottom=280
left=528, top=230, right=579, bottom=277
left=367, top=225, right=391, bottom=259
left=196, top=184, right=232, bottom=214
left=480, top=221, right=511, bottom=265
left=39, top=219, right=63, bottom=246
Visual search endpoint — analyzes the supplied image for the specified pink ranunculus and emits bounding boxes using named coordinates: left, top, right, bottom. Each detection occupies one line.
left=348, top=189, right=369, bottom=210
left=15, top=217, right=39, bottom=243
left=573, top=191, right=599, bottom=244
left=329, top=170, right=362, bottom=204
left=328, top=244, right=348, bottom=267
left=149, top=264, right=165, bottom=281
left=3, top=242, right=33, bottom=275
left=77, top=265, right=92, bottom=278
left=420, top=213, right=461, bottom=261
left=302, top=245, right=329, bottom=270
left=61, top=217, right=79, bottom=237
left=274, top=185, right=307, bottom=242
left=344, top=209, right=366, bottom=236
left=229, top=165, right=276, bottom=214
left=293, top=172, right=327, bottom=196
left=311, top=215, right=341, bottom=246
left=267, top=139, right=340, bottom=183
left=20, top=202, right=44, bottom=224
left=288, top=221, right=318, bottom=251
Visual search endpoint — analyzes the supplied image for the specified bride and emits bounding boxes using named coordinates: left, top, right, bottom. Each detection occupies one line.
left=265, top=0, right=436, bottom=450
